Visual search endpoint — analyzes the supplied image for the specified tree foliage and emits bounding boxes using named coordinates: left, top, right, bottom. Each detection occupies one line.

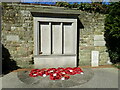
left=55, top=2, right=109, bottom=14
left=104, top=2, right=120, bottom=64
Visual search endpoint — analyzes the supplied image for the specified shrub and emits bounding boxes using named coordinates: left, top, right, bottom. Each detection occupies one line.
left=55, top=2, right=109, bottom=14
left=56, top=2, right=70, bottom=7
left=104, top=2, right=120, bottom=64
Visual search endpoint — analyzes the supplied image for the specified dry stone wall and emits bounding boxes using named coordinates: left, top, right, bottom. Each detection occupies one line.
left=1, top=3, right=110, bottom=68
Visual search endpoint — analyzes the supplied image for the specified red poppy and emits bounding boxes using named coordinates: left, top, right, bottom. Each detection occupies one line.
left=73, top=67, right=84, bottom=74
left=29, top=69, right=41, bottom=77
left=59, top=71, right=67, bottom=76
left=29, top=67, right=84, bottom=80
left=61, top=75, right=70, bottom=80
left=49, top=73, right=61, bottom=80
left=64, top=67, right=76, bottom=75
left=41, top=68, right=47, bottom=71
left=47, top=68, right=57, bottom=75
left=57, top=67, right=65, bottom=71
left=38, top=70, right=46, bottom=76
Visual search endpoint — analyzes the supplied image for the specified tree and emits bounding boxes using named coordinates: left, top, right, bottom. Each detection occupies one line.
left=104, top=2, right=120, bottom=64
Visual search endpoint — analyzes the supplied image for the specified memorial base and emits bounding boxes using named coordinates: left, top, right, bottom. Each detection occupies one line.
left=34, top=55, right=77, bottom=68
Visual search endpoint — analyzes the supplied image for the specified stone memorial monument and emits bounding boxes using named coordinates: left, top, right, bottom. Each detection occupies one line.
left=31, top=8, right=80, bottom=68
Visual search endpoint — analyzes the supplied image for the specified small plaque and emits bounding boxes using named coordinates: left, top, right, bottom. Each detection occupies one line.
left=91, top=51, right=99, bottom=67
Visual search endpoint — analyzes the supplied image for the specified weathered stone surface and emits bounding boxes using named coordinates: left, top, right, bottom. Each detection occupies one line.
left=6, top=35, right=19, bottom=42
left=2, top=3, right=110, bottom=68
left=34, top=55, right=77, bottom=68
left=94, top=41, right=106, bottom=46
left=94, top=35, right=104, bottom=41
left=95, top=47, right=107, bottom=52
left=79, top=60, right=91, bottom=66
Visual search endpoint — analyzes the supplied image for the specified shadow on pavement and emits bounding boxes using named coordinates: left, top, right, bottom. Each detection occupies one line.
left=2, top=44, right=20, bottom=75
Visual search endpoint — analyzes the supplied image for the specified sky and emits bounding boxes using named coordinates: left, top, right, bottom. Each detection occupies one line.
left=21, top=0, right=112, bottom=4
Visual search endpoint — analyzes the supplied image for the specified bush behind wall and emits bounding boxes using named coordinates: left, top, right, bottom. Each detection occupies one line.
left=104, top=2, right=120, bottom=64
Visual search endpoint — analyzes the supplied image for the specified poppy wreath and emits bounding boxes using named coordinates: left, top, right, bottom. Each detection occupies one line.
left=73, top=67, right=84, bottom=74
left=64, top=67, right=76, bottom=75
left=46, top=68, right=57, bottom=75
left=29, top=67, right=84, bottom=80
left=29, top=69, right=41, bottom=77
left=49, top=72, right=61, bottom=80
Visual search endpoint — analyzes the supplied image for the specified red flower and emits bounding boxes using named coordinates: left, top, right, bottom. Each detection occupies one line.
left=61, top=75, right=70, bottom=80
left=29, top=69, right=40, bottom=77
left=73, top=67, right=84, bottom=74
left=47, top=68, right=57, bottom=75
left=49, top=73, right=61, bottom=80
left=41, top=68, right=47, bottom=71
left=38, top=71, right=46, bottom=76
left=64, top=67, right=76, bottom=75
left=57, top=67, right=65, bottom=71
left=29, top=67, right=84, bottom=80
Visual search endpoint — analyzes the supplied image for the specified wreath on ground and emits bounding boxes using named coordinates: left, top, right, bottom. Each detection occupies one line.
left=29, top=67, right=84, bottom=80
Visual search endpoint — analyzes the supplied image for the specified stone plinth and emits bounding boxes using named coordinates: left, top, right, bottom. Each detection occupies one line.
left=34, top=55, right=77, bottom=68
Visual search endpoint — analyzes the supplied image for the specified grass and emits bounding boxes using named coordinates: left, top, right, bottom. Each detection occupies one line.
left=113, top=63, right=120, bottom=69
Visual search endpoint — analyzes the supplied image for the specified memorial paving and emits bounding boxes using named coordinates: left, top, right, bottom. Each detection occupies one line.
left=1, top=67, right=118, bottom=88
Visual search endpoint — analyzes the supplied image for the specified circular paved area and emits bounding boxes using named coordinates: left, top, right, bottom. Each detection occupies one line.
left=17, top=68, right=94, bottom=88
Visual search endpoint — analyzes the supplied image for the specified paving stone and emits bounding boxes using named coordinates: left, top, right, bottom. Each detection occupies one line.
left=71, top=68, right=94, bottom=84
left=62, top=79, right=80, bottom=88
left=13, top=68, right=94, bottom=88
left=50, top=80, right=63, bottom=88
left=2, top=68, right=118, bottom=88
left=17, top=71, right=30, bottom=80
left=36, top=77, right=55, bottom=88
left=17, top=71, right=40, bottom=84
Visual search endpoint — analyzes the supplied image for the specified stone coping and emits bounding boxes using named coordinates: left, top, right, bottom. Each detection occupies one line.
left=30, top=9, right=80, bottom=15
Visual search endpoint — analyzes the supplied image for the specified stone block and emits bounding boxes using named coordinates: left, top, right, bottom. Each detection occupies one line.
left=79, top=56, right=91, bottom=61
left=16, top=47, right=29, bottom=57
left=94, top=35, right=104, bottom=41
left=80, top=46, right=94, bottom=50
left=6, top=35, right=19, bottom=42
left=79, top=61, right=91, bottom=66
left=94, top=30, right=103, bottom=34
left=95, top=47, right=107, bottom=52
left=11, top=27, right=16, bottom=30
left=79, top=50, right=91, bottom=55
left=99, top=60, right=108, bottom=65
left=100, top=52, right=109, bottom=61
left=94, top=41, right=106, bottom=46
left=91, top=51, right=99, bottom=67
left=17, top=27, right=24, bottom=31
left=34, top=55, right=77, bottom=68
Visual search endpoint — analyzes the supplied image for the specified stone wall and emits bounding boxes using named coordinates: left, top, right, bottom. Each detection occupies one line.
left=1, top=3, right=110, bottom=68
left=78, top=11, right=110, bottom=66
left=2, top=3, right=34, bottom=68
